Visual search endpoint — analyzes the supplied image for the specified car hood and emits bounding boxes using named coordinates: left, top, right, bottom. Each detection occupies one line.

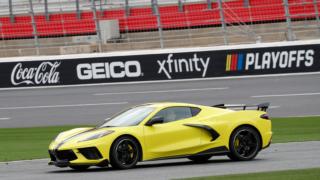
left=49, top=127, right=114, bottom=150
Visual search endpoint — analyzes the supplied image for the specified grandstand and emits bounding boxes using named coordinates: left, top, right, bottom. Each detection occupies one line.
left=0, top=0, right=319, bottom=57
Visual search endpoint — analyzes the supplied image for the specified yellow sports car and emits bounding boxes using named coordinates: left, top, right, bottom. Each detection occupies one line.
left=48, top=102, right=272, bottom=170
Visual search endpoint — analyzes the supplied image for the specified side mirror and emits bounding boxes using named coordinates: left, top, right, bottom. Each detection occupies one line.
left=146, top=116, right=164, bottom=126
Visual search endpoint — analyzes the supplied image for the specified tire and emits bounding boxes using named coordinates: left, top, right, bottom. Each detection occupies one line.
left=188, top=155, right=212, bottom=163
left=228, top=126, right=261, bottom=161
left=110, top=136, right=140, bottom=169
left=69, top=165, right=90, bottom=171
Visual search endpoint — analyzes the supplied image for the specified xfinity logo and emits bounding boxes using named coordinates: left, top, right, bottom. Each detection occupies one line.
left=11, top=61, right=60, bottom=86
left=158, top=53, right=211, bottom=79
left=77, top=61, right=142, bottom=80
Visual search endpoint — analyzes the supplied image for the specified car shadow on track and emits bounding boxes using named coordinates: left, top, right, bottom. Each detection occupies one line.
left=47, top=158, right=264, bottom=174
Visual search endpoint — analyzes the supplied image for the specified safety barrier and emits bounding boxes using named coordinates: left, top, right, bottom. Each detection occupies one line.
left=0, top=40, right=319, bottom=89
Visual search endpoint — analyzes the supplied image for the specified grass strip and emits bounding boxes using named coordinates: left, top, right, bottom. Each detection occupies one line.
left=0, top=125, right=81, bottom=161
left=272, top=116, right=320, bottom=143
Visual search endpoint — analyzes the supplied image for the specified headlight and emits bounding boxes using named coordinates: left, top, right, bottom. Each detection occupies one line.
left=78, top=130, right=114, bottom=142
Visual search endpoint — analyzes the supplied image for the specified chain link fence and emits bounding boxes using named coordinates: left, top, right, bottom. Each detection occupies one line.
left=0, top=0, right=319, bottom=57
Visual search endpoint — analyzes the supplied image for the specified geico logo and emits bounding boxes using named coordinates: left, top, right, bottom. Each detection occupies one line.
left=158, top=53, right=210, bottom=79
left=245, top=50, right=314, bottom=70
left=77, top=61, right=141, bottom=80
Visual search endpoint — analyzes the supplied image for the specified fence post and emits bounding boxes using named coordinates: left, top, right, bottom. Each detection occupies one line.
left=28, top=0, right=40, bottom=55
left=9, top=0, right=14, bottom=23
left=207, top=0, right=212, bottom=9
left=99, top=0, right=104, bottom=17
left=76, top=0, right=81, bottom=19
left=91, top=0, right=103, bottom=52
left=178, top=0, right=184, bottom=12
left=44, top=0, right=49, bottom=21
left=283, top=0, right=294, bottom=40
left=243, top=0, right=250, bottom=7
left=125, top=0, right=130, bottom=16
left=313, top=0, right=320, bottom=33
left=152, top=0, right=164, bottom=48
left=217, top=0, right=228, bottom=45
left=151, top=0, right=156, bottom=14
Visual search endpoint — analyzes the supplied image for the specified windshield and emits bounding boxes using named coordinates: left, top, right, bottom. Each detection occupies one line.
left=100, top=106, right=155, bottom=127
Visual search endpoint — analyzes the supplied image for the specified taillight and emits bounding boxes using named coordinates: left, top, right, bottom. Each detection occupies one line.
left=260, top=114, right=269, bottom=120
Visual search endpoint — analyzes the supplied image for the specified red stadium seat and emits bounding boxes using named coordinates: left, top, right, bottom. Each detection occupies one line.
left=0, top=0, right=319, bottom=39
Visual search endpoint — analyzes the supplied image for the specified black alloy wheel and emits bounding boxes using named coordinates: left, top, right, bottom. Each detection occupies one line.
left=228, top=126, right=261, bottom=161
left=110, top=136, right=140, bottom=169
left=69, top=165, right=90, bottom=171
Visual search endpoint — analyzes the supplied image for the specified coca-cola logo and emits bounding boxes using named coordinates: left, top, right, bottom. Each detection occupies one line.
left=11, top=61, right=61, bottom=86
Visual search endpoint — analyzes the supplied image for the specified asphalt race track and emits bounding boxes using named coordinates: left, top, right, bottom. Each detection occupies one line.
left=1, top=73, right=320, bottom=179
left=1, top=141, right=320, bottom=180
left=0, top=73, right=320, bottom=127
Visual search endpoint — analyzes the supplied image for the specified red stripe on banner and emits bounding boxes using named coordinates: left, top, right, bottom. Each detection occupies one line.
left=230, top=54, right=234, bottom=71
left=234, top=54, right=238, bottom=71
left=231, top=54, right=236, bottom=71
left=230, top=54, right=233, bottom=71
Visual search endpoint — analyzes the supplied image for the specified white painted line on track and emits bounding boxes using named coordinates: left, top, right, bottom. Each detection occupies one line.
left=0, top=102, right=128, bottom=110
left=0, top=158, right=49, bottom=164
left=0, top=117, right=10, bottom=120
left=0, top=71, right=319, bottom=91
left=252, top=92, right=320, bottom=98
left=93, top=87, right=229, bottom=96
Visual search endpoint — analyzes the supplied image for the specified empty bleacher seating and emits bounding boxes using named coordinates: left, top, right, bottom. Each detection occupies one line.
left=0, top=0, right=318, bottom=39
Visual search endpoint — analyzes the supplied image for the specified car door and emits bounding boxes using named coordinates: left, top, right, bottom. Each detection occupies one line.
left=143, top=107, right=202, bottom=159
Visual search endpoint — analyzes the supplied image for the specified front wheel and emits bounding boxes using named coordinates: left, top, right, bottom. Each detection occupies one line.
left=228, top=126, right=261, bottom=161
left=110, top=136, right=140, bottom=169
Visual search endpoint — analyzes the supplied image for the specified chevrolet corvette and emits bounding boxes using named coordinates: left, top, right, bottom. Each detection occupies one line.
left=48, top=102, right=272, bottom=170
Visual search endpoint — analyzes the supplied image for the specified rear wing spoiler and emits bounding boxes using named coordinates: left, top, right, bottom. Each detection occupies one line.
left=213, top=102, right=270, bottom=112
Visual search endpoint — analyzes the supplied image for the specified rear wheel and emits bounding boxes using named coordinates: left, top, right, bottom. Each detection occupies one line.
left=228, top=126, right=261, bottom=161
left=188, top=155, right=212, bottom=163
left=110, top=136, right=140, bottom=169
left=69, top=165, right=90, bottom=171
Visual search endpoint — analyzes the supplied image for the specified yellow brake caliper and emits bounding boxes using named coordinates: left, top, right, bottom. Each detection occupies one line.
left=235, top=138, right=240, bottom=148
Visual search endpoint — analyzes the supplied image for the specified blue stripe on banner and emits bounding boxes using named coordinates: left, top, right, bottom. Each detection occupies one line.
left=237, top=54, right=244, bottom=71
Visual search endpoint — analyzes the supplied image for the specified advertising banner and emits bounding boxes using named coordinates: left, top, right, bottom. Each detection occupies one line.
left=1, top=43, right=319, bottom=88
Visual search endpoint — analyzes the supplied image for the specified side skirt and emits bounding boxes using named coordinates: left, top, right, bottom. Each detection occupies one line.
left=194, top=146, right=229, bottom=156
left=147, top=146, right=229, bottom=161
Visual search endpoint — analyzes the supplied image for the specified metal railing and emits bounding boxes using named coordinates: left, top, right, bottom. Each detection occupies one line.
left=1, top=0, right=206, bottom=17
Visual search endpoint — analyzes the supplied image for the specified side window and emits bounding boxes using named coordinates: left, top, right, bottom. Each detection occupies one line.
left=153, top=107, right=193, bottom=123
left=191, top=107, right=201, bottom=116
